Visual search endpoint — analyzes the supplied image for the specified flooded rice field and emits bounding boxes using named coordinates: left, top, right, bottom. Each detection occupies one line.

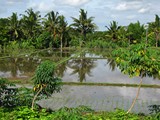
left=0, top=49, right=160, bottom=84
left=1, top=49, right=160, bottom=113
left=38, top=85, right=160, bottom=114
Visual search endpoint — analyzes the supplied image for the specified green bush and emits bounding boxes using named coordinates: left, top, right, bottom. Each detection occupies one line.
left=32, top=60, right=62, bottom=109
left=0, top=78, right=33, bottom=108
left=0, top=106, right=158, bottom=120
left=0, top=78, right=16, bottom=107
left=33, top=60, right=62, bottom=97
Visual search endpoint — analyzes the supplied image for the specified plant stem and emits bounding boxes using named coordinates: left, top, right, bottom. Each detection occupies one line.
left=31, top=86, right=43, bottom=110
left=127, top=77, right=143, bottom=113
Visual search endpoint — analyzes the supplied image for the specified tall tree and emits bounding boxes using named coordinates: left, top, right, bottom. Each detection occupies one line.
left=44, top=11, right=59, bottom=41
left=113, top=44, right=160, bottom=113
left=8, top=13, right=21, bottom=41
left=105, top=21, right=121, bottom=41
left=150, top=14, right=160, bottom=47
left=71, top=9, right=96, bottom=46
left=127, top=21, right=145, bottom=44
left=57, top=15, right=68, bottom=51
left=0, top=18, right=9, bottom=50
left=21, top=8, right=41, bottom=39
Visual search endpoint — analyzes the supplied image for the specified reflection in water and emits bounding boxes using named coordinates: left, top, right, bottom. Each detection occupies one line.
left=0, top=49, right=160, bottom=83
left=55, top=62, right=68, bottom=77
left=0, top=49, right=73, bottom=79
left=67, top=53, right=96, bottom=82
left=38, top=85, right=160, bottom=113
left=0, top=57, right=39, bottom=79
left=107, top=58, right=116, bottom=71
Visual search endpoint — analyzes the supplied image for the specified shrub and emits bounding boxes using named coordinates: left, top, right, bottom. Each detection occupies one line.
left=32, top=60, right=62, bottom=109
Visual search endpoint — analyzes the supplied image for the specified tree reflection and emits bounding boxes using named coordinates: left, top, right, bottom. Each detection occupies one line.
left=68, top=53, right=96, bottom=82
left=55, top=62, right=67, bottom=77
left=0, top=57, right=39, bottom=78
left=107, top=58, right=116, bottom=71
left=152, top=72, right=160, bottom=80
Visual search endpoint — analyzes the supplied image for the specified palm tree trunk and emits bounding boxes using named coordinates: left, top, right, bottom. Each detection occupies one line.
left=156, top=33, right=158, bottom=47
left=60, top=34, right=63, bottom=53
left=127, top=77, right=143, bottom=113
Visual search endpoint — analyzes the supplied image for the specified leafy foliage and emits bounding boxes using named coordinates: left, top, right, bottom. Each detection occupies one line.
left=112, top=44, right=160, bottom=77
left=149, top=14, right=160, bottom=47
left=106, top=21, right=121, bottom=41
left=0, top=106, right=158, bottom=120
left=127, top=21, right=145, bottom=44
left=71, top=9, right=96, bottom=45
left=33, top=60, right=62, bottom=97
left=0, top=78, right=33, bottom=108
left=112, top=44, right=160, bottom=113
left=32, top=60, right=62, bottom=109
left=0, top=78, right=16, bottom=107
left=36, top=31, right=52, bottom=49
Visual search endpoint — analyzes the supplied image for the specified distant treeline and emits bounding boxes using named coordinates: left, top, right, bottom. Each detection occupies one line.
left=0, top=8, right=160, bottom=50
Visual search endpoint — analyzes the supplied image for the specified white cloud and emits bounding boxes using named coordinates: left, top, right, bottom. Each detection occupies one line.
left=115, top=2, right=128, bottom=11
left=138, top=7, right=150, bottom=14
left=6, top=0, right=27, bottom=5
left=28, top=1, right=55, bottom=13
left=58, top=0, right=91, bottom=6
left=115, top=1, right=142, bottom=11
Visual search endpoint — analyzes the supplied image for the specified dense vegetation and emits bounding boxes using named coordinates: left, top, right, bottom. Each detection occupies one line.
left=0, top=8, right=160, bottom=52
left=1, top=106, right=160, bottom=120
left=0, top=8, right=160, bottom=119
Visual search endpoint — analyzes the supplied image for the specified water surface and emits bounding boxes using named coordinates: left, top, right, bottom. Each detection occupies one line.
left=38, top=85, right=160, bottom=113
left=0, top=49, right=159, bottom=84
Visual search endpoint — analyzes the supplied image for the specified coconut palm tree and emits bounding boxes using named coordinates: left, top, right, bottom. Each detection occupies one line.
left=71, top=9, right=96, bottom=46
left=44, top=11, right=59, bottom=41
left=57, top=15, right=68, bottom=51
left=152, top=15, right=160, bottom=47
left=8, top=13, right=21, bottom=41
left=21, top=8, right=41, bottom=39
left=127, top=21, right=144, bottom=44
left=105, top=21, right=121, bottom=41
left=0, top=18, right=10, bottom=50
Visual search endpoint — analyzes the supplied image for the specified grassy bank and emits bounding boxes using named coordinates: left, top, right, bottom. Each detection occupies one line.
left=63, top=82, right=160, bottom=88
left=8, top=79, right=160, bottom=88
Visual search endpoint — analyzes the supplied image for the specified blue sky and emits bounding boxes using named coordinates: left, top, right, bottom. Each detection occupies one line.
left=0, top=0, right=160, bottom=30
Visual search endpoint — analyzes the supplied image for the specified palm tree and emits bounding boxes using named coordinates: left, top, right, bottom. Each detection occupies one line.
left=127, top=21, right=145, bottom=44
left=71, top=9, right=96, bottom=46
left=57, top=15, right=68, bottom=51
left=0, top=18, right=10, bottom=50
left=152, top=15, right=160, bottom=47
left=8, top=13, right=21, bottom=41
left=44, top=11, right=59, bottom=41
left=21, top=8, right=41, bottom=39
left=105, top=21, right=121, bottom=41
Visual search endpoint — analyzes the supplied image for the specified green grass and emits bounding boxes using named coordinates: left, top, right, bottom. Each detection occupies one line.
left=62, top=82, right=160, bottom=88
left=7, top=78, right=160, bottom=88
